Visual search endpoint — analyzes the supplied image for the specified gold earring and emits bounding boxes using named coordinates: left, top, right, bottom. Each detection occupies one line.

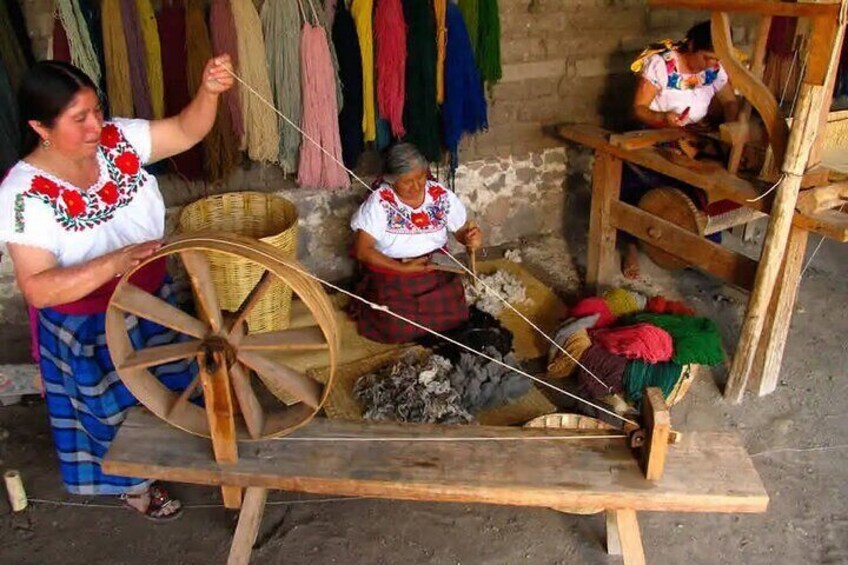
left=41, top=139, right=51, bottom=149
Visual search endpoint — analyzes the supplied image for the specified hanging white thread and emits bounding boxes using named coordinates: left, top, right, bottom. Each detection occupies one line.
left=271, top=434, right=628, bottom=442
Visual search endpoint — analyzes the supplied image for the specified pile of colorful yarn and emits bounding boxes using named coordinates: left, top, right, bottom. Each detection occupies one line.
left=547, top=288, right=724, bottom=409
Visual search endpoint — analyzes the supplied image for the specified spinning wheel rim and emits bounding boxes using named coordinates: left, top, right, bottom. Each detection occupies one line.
left=105, top=234, right=339, bottom=440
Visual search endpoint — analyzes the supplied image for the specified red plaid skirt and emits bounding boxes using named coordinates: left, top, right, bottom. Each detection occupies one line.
left=350, top=266, right=470, bottom=343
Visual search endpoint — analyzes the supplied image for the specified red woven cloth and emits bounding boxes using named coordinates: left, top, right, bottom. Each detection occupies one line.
left=591, top=323, right=674, bottom=364
left=349, top=264, right=469, bottom=343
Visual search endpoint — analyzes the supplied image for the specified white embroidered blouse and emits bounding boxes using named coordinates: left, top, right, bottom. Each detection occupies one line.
left=642, top=50, right=729, bottom=126
left=351, top=180, right=468, bottom=259
left=0, top=119, right=165, bottom=268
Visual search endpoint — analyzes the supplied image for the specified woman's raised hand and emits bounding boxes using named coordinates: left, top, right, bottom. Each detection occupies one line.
left=108, top=241, right=162, bottom=276
left=663, top=111, right=686, bottom=128
left=202, top=55, right=235, bottom=95
left=463, top=225, right=483, bottom=250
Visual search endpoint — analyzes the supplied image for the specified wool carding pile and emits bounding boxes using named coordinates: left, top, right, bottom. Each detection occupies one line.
left=354, top=352, right=473, bottom=424
left=449, top=346, right=530, bottom=412
left=464, top=269, right=528, bottom=317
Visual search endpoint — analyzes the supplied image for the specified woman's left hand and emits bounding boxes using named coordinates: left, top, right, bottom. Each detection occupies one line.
left=202, top=55, right=235, bottom=95
left=463, top=225, right=483, bottom=250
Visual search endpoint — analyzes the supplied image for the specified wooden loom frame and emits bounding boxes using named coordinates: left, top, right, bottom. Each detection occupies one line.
left=553, top=0, right=848, bottom=403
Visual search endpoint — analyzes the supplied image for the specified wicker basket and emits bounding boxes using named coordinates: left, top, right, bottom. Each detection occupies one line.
left=178, top=192, right=298, bottom=332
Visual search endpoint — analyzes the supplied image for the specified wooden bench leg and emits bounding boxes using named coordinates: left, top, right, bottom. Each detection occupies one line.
left=749, top=225, right=809, bottom=396
left=587, top=152, right=623, bottom=292
left=227, top=487, right=268, bottom=565
left=606, top=509, right=646, bottom=565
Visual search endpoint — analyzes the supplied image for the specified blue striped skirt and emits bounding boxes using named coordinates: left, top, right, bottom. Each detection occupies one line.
left=37, top=282, right=196, bottom=495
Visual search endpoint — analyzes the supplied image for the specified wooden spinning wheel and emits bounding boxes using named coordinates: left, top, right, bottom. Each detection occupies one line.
left=105, top=234, right=339, bottom=446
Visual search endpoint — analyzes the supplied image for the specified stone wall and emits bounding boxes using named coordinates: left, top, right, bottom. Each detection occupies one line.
left=0, top=0, right=744, bottom=359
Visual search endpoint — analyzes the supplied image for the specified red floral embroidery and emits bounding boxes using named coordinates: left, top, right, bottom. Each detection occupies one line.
left=410, top=212, right=431, bottom=228
left=115, top=152, right=140, bottom=175
left=62, top=190, right=86, bottom=217
left=379, top=189, right=396, bottom=205
left=100, top=124, right=121, bottom=149
left=428, top=184, right=446, bottom=200
left=97, top=181, right=119, bottom=205
left=31, top=176, right=61, bottom=199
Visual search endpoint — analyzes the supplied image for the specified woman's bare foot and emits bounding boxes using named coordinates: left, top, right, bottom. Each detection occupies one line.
left=623, top=243, right=640, bottom=280
left=122, top=484, right=182, bottom=522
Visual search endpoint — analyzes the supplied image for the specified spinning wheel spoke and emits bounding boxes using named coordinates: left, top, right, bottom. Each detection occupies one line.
left=180, top=251, right=225, bottom=333
left=118, top=340, right=203, bottom=371
left=168, top=374, right=202, bottom=419
left=228, top=271, right=275, bottom=336
left=239, top=326, right=328, bottom=352
left=111, top=283, right=208, bottom=338
left=237, top=350, right=322, bottom=409
left=230, top=363, right=266, bottom=439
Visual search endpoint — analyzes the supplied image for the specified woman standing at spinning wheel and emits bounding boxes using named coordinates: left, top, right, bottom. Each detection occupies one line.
left=350, top=143, right=483, bottom=343
left=0, top=58, right=234, bottom=520
left=623, top=21, right=740, bottom=278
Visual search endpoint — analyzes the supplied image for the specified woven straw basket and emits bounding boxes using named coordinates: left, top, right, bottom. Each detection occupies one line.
left=178, top=192, right=298, bottom=332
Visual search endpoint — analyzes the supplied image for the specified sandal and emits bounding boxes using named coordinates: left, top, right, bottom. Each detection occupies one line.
left=122, top=483, right=183, bottom=523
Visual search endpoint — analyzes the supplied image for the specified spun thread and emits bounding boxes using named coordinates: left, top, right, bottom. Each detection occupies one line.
left=374, top=0, right=407, bottom=137
left=623, top=359, right=682, bottom=410
left=102, top=0, right=133, bottom=116
left=591, top=323, right=674, bottom=364
left=569, top=297, right=615, bottom=328
left=351, top=0, right=376, bottom=141
left=55, top=0, right=102, bottom=87
left=575, top=345, right=627, bottom=398
left=603, top=288, right=644, bottom=317
left=211, top=0, right=245, bottom=141
left=402, top=0, right=441, bottom=162
left=547, top=328, right=591, bottom=380
left=630, top=313, right=725, bottom=366
left=119, top=0, right=153, bottom=118
left=476, top=0, right=501, bottom=83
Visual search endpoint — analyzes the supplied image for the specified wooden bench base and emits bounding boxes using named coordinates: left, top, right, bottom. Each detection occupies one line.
left=105, top=409, right=768, bottom=565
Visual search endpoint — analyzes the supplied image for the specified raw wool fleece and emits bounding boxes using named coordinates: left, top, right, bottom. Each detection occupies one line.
left=355, top=352, right=474, bottom=424
left=464, top=269, right=528, bottom=317
left=448, top=346, right=530, bottom=412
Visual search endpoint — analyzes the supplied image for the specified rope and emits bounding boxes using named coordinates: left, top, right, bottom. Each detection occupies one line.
left=55, top=0, right=102, bottom=87
left=223, top=67, right=621, bottom=406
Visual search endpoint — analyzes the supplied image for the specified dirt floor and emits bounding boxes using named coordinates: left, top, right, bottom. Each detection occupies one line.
left=1, top=212, right=847, bottom=563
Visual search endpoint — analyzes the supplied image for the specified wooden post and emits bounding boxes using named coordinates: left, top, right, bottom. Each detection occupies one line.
left=228, top=487, right=268, bottom=565
left=725, top=3, right=846, bottom=403
left=749, top=225, right=810, bottom=395
left=607, top=509, right=646, bottom=565
left=586, top=151, right=623, bottom=292
left=641, top=388, right=671, bottom=481
left=809, top=1, right=848, bottom=166
left=199, top=347, right=243, bottom=509
left=606, top=509, right=623, bottom=556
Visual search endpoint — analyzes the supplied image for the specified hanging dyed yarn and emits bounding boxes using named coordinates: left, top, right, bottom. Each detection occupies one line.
left=603, top=288, right=647, bottom=317
left=55, top=0, right=102, bottom=87
left=332, top=1, right=364, bottom=168
left=374, top=0, right=407, bottom=137
left=575, top=345, right=627, bottom=398
left=569, top=296, right=616, bottom=328
left=0, top=0, right=29, bottom=90
left=52, top=17, right=72, bottom=62
left=157, top=0, right=203, bottom=179
left=309, top=0, right=343, bottom=111
left=134, top=0, right=164, bottom=119
left=457, top=0, right=479, bottom=59
left=403, top=0, right=441, bottom=162
left=231, top=0, right=281, bottom=163
left=119, top=0, right=153, bottom=118
left=442, top=2, right=488, bottom=169
left=476, top=0, right=502, bottom=83
left=298, top=22, right=350, bottom=188
left=351, top=0, right=376, bottom=142
left=630, top=313, right=725, bottom=366
left=76, top=0, right=107, bottom=92
left=323, top=0, right=337, bottom=30
left=186, top=0, right=240, bottom=181
left=591, top=323, right=674, bottom=364
left=101, top=0, right=133, bottom=117
left=261, top=0, right=302, bottom=172
left=434, top=0, right=447, bottom=104
left=211, top=0, right=244, bottom=142
left=623, top=360, right=682, bottom=410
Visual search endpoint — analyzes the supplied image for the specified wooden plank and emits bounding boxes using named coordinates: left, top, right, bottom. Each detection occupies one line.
left=105, top=409, right=770, bottom=514
left=111, top=283, right=209, bottom=339
left=586, top=152, right=622, bottom=291
left=119, top=340, right=203, bottom=371
left=806, top=14, right=841, bottom=86
left=553, top=125, right=766, bottom=207
left=641, top=388, right=671, bottom=481
left=796, top=182, right=848, bottom=213
left=228, top=271, right=275, bottom=338
left=750, top=226, right=810, bottom=396
left=647, top=0, right=841, bottom=18
left=230, top=364, right=265, bottom=440
left=237, top=351, right=323, bottom=409
left=239, top=327, right=328, bottom=352
left=614, top=509, right=646, bottom=565
left=793, top=207, right=848, bottom=241
left=227, top=487, right=268, bottom=565
left=180, top=251, right=224, bottom=334
left=198, top=349, right=242, bottom=509
left=610, top=129, right=689, bottom=150
left=611, top=201, right=758, bottom=290
left=606, top=510, right=622, bottom=556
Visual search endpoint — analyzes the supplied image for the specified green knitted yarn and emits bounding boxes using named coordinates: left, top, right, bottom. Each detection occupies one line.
left=623, top=360, right=682, bottom=409
left=476, top=0, right=501, bottom=83
left=458, top=0, right=479, bottom=59
left=630, top=313, right=725, bottom=366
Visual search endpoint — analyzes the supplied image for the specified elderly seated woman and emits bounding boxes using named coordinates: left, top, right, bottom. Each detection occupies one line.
left=349, top=143, right=482, bottom=343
